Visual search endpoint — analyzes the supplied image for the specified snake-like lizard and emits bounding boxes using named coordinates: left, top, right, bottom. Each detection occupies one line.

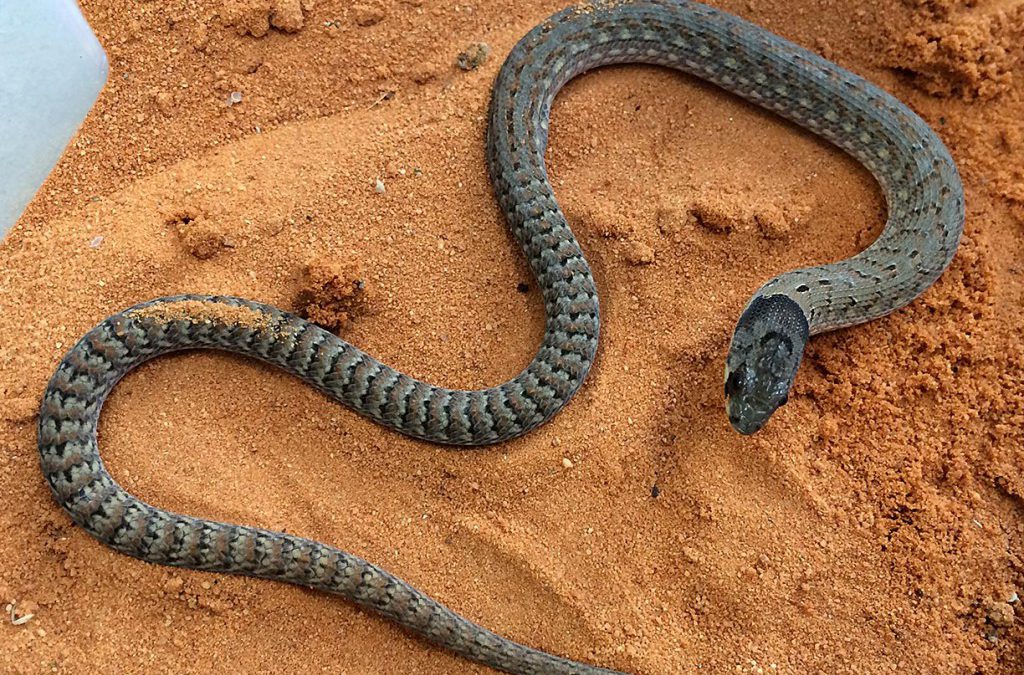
left=37, top=1, right=964, bottom=673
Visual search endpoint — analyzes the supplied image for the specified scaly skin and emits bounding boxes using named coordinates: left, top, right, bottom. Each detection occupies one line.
left=38, top=1, right=964, bottom=673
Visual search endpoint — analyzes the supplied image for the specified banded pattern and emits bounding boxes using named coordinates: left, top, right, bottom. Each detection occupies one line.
left=38, top=1, right=963, bottom=673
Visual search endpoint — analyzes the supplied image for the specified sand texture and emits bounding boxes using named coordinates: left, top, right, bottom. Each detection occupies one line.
left=2, top=0, right=1023, bottom=673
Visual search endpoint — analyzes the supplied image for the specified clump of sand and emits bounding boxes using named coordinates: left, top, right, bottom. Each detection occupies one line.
left=298, top=254, right=371, bottom=331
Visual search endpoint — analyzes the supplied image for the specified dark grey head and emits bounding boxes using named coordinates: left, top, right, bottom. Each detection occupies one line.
left=724, top=294, right=809, bottom=435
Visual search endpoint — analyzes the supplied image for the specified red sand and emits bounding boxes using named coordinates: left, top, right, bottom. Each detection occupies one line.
left=1, top=0, right=1023, bottom=672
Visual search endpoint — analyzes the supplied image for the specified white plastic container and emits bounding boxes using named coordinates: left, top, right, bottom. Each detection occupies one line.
left=0, top=0, right=108, bottom=238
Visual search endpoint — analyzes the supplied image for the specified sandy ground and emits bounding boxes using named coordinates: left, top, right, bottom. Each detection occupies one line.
left=2, top=0, right=1023, bottom=672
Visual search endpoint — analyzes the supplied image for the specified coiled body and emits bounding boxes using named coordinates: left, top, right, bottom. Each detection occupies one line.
left=37, top=2, right=964, bottom=673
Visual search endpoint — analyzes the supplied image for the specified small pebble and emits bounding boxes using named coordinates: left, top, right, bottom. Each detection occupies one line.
left=353, top=5, right=385, bottom=27
left=229, top=91, right=243, bottom=105
left=154, top=91, right=174, bottom=116
left=89, top=235, right=104, bottom=248
left=457, top=42, right=491, bottom=71
left=987, top=601, right=1015, bottom=628
left=624, top=241, right=655, bottom=266
left=270, top=0, right=306, bottom=32
left=562, top=457, right=573, bottom=469
left=375, top=178, right=386, bottom=193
